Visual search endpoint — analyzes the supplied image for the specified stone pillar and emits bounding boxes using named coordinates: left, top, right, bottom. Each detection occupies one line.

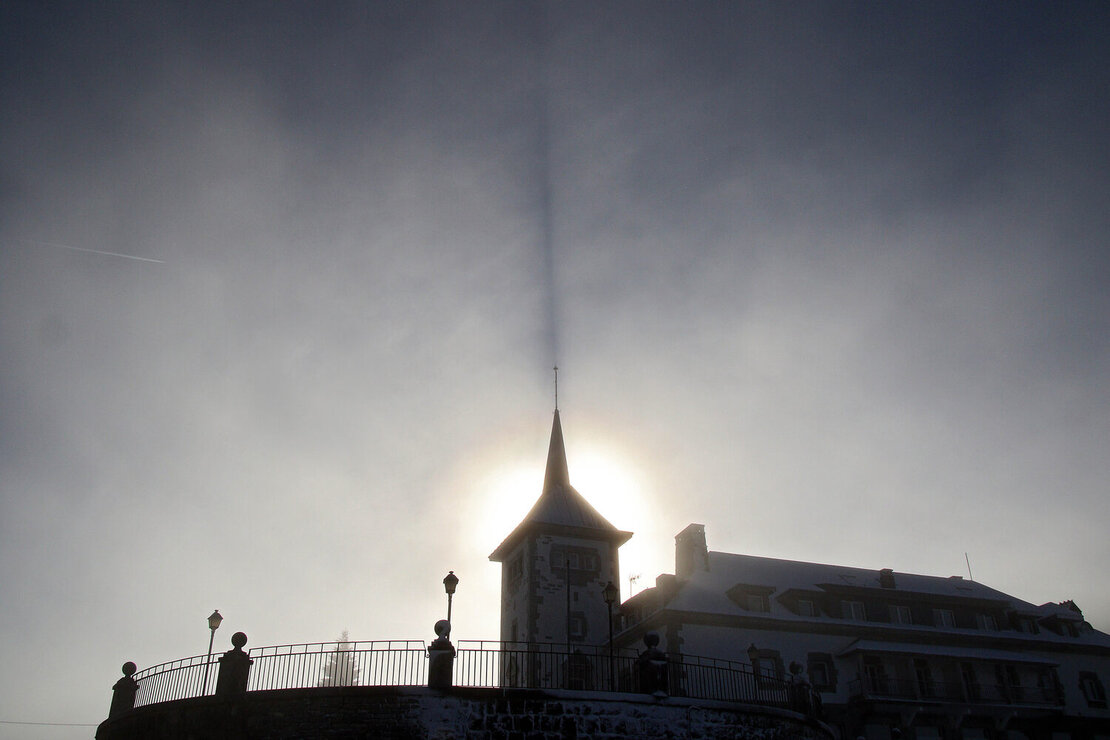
left=109, top=662, right=138, bottom=718
left=215, top=632, right=253, bottom=697
left=636, top=632, right=668, bottom=697
left=427, top=619, right=455, bottom=689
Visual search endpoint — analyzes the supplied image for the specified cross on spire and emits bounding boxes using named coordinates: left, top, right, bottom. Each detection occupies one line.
left=553, top=365, right=559, bottom=411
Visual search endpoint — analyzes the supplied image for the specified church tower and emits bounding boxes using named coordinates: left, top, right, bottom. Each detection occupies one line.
left=489, top=410, right=632, bottom=646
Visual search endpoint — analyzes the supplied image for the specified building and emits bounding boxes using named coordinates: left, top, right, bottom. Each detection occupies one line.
left=492, top=413, right=1110, bottom=740
left=615, top=524, right=1110, bottom=739
left=489, top=409, right=631, bottom=647
left=97, top=407, right=833, bottom=740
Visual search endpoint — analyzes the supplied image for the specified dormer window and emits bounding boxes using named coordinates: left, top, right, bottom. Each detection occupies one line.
left=842, top=600, right=867, bottom=621
left=727, top=584, right=775, bottom=613
left=934, top=608, right=956, bottom=628
left=977, top=614, right=998, bottom=631
left=746, top=593, right=770, bottom=612
left=889, top=605, right=912, bottom=625
left=797, top=599, right=816, bottom=617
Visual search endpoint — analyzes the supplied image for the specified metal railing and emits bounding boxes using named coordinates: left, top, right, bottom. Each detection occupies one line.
left=133, top=653, right=215, bottom=707
left=133, top=640, right=428, bottom=707
left=132, top=639, right=798, bottom=711
left=249, top=640, right=428, bottom=692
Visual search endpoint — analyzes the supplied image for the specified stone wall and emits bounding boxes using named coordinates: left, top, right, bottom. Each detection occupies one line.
left=97, top=686, right=835, bottom=740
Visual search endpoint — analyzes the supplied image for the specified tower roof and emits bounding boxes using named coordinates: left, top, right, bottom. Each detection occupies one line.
left=489, top=410, right=633, bottom=561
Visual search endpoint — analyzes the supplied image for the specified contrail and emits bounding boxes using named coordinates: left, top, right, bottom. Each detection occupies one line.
left=17, top=238, right=165, bottom=264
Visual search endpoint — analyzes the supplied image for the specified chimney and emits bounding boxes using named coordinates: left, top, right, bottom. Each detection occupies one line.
left=675, top=524, right=709, bottom=578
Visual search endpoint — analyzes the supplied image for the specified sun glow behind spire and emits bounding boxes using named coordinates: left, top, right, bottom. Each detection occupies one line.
left=465, top=436, right=663, bottom=602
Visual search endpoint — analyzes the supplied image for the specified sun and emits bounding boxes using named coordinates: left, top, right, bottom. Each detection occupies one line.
left=466, top=441, right=656, bottom=596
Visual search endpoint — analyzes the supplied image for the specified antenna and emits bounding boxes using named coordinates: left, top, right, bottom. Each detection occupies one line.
left=965, top=552, right=974, bottom=581
left=553, top=365, right=559, bottom=410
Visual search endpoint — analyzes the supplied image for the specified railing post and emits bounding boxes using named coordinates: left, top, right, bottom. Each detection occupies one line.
left=215, top=632, right=253, bottom=697
left=636, top=632, right=668, bottom=697
left=109, top=662, right=138, bottom=718
left=427, top=620, right=455, bottom=689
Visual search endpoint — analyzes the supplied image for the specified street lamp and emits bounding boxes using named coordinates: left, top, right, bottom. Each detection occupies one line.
left=443, top=571, right=459, bottom=628
left=603, top=581, right=619, bottom=690
left=203, top=610, right=223, bottom=694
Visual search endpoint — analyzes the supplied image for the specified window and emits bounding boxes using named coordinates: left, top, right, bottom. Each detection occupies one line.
left=933, top=608, right=955, bottom=628
left=997, top=665, right=1024, bottom=703
left=806, top=653, right=836, bottom=692
left=889, top=605, right=912, bottom=625
left=1037, top=669, right=1059, bottom=703
left=551, top=546, right=600, bottom=574
left=726, top=584, right=775, bottom=612
left=1079, top=671, right=1107, bottom=708
left=977, top=614, right=998, bottom=631
left=508, top=555, right=523, bottom=587
left=750, top=649, right=784, bottom=684
left=863, top=657, right=887, bottom=694
left=914, top=659, right=935, bottom=697
left=745, top=593, right=770, bottom=612
left=1018, top=617, right=1040, bottom=634
left=842, top=600, right=866, bottom=620
left=568, top=613, right=587, bottom=640
left=797, top=599, right=816, bottom=617
left=960, top=663, right=980, bottom=700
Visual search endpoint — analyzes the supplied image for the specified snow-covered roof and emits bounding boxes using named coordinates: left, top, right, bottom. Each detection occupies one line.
left=650, top=550, right=1110, bottom=649
left=665, top=551, right=1015, bottom=613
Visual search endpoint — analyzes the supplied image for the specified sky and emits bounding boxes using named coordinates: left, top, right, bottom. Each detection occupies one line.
left=2, top=1, right=1109, bottom=736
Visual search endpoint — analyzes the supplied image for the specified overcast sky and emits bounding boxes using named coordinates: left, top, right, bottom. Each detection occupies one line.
left=2, top=2, right=1109, bottom=736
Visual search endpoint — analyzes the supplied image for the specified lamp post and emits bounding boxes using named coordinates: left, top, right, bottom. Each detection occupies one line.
left=443, top=571, right=459, bottom=628
left=603, top=581, right=619, bottom=690
left=203, top=610, right=223, bottom=694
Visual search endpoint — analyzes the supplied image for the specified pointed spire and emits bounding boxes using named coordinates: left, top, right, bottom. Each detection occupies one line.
left=489, top=406, right=632, bottom=562
left=543, top=410, right=571, bottom=492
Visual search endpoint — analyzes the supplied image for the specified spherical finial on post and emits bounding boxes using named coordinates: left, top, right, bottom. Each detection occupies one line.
left=231, top=631, right=248, bottom=649
left=110, top=661, right=140, bottom=718
left=428, top=620, right=455, bottom=689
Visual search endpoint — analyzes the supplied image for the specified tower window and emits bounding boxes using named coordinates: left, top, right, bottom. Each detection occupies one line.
left=508, top=555, right=523, bottom=587
left=551, top=546, right=600, bottom=573
left=568, top=612, right=588, bottom=640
